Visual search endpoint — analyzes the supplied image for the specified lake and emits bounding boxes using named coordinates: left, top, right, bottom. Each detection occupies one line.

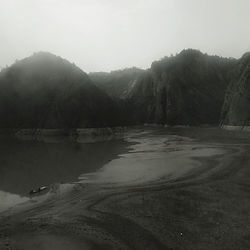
left=2, top=127, right=250, bottom=249
left=1, top=126, right=248, bottom=213
left=0, top=134, right=129, bottom=211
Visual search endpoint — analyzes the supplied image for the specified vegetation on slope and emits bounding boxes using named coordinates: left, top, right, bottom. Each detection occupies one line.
left=129, top=49, right=236, bottom=125
left=0, top=52, right=124, bottom=129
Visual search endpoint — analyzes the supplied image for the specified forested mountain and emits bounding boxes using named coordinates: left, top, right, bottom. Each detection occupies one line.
left=128, top=49, right=236, bottom=125
left=0, top=52, right=124, bottom=129
left=1, top=50, right=249, bottom=130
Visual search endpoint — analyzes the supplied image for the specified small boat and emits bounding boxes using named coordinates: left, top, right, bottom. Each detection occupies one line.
left=29, top=186, right=48, bottom=195
left=38, top=186, right=47, bottom=192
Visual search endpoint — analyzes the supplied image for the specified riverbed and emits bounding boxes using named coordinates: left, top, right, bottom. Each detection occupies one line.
left=1, top=127, right=250, bottom=249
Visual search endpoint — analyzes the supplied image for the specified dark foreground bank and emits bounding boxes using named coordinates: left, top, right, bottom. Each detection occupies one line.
left=1, top=127, right=250, bottom=249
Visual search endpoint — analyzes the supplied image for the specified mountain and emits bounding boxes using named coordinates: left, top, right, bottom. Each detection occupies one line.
left=128, top=49, right=236, bottom=125
left=89, top=67, right=144, bottom=99
left=221, top=53, right=250, bottom=127
left=1, top=50, right=248, bottom=130
left=0, top=52, right=123, bottom=129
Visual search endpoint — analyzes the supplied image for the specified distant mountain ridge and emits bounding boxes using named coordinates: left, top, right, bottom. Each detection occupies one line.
left=1, top=49, right=249, bottom=130
left=89, top=67, right=144, bottom=99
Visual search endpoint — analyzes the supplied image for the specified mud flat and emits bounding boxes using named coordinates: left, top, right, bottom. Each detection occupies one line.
left=1, top=127, right=250, bottom=249
left=222, top=125, right=250, bottom=132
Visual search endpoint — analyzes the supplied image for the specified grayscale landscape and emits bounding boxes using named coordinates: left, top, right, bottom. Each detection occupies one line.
left=0, top=0, right=250, bottom=249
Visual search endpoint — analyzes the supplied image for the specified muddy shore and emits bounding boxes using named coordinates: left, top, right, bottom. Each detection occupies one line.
left=1, top=127, right=250, bottom=249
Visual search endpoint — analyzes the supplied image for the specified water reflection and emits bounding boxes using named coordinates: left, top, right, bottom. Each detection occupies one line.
left=0, top=135, right=129, bottom=198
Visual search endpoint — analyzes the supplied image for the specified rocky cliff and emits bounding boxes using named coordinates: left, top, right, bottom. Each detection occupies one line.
left=1, top=50, right=249, bottom=130
left=129, top=49, right=236, bottom=125
left=221, top=53, right=250, bottom=127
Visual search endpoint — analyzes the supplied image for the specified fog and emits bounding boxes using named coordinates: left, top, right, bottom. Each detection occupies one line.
left=0, top=0, right=250, bottom=72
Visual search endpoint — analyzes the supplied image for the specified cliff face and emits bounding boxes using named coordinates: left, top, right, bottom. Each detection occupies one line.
left=2, top=50, right=249, bottom=130
left=89, top=68, right=144, bottom=99
left=221, top=53, right=250, bottom=127
left=129, top=50, right=236, bottom=125
left=0, top=52, right=121, bottom=129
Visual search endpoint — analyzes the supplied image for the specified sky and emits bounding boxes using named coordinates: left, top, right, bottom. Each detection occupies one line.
left=0, top=0, right=250, bottom=72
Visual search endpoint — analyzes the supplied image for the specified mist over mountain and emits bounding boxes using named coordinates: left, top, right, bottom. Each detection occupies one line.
left=0, top=52, right=123, bottom=129
left=1, top=49, right=250, bottom=130
left=221, top=53, right=250, bottom=126
left=89, top=67, right=144, bottom=99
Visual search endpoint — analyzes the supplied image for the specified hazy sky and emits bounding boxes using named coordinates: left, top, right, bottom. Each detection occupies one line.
left=0, top=0, right=250, bottom=72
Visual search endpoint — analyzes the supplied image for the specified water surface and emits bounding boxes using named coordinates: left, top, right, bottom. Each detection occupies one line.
left=0, top=135, right=129, bottom=211
left=0, top=127, right=234, bottom=212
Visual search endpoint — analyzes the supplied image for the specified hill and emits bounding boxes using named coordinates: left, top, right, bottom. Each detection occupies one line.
left=89, top=67, right=144, bottom=99
left=128, top=49, right=236, bottom=125
left=0, top=52, right=122, bottom=129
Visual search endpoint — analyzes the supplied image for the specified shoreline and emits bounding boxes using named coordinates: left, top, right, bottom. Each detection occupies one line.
left=221, top=124, right=250, bottom=132
left=0, top=124, right=250, bottom=142
left=2, top=128, right=248, bottom=249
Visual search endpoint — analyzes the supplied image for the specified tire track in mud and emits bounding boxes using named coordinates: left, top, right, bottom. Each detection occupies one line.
left=0, top=138, right=248, bottom=249
left=75, top=143, right=245, bottom=249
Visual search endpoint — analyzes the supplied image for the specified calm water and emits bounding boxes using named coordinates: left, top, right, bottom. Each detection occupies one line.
left=0, top=135, right=129, bottom=199
left=1, top=127, right=248, bottom=212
